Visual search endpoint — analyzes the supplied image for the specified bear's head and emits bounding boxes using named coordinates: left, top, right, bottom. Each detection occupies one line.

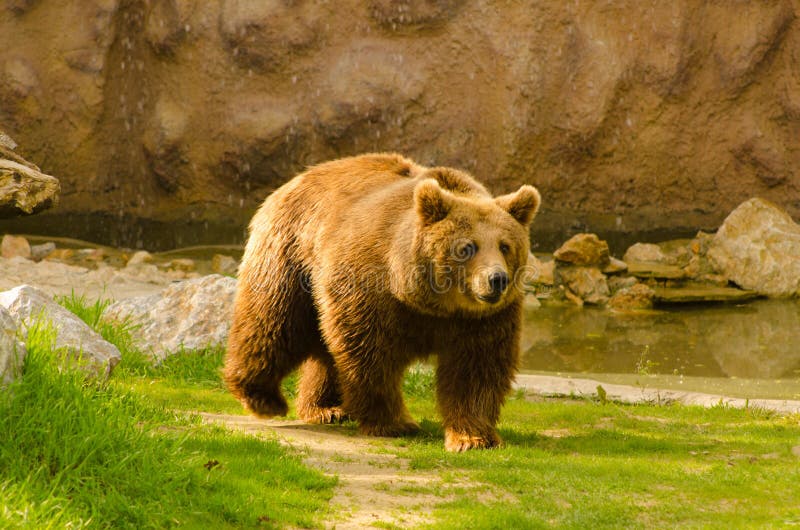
left=410, top=178, right=540, bottom=316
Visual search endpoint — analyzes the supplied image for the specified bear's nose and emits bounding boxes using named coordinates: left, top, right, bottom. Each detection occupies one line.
left=488, top=271, right=509, bottom=294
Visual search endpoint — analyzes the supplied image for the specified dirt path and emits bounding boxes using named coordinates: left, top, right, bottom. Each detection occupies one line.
left=199, top=413, right=449, bottom=529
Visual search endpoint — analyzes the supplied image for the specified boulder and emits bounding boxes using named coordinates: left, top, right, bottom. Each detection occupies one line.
left=126, top=250, right=154, bottom=266
left=0, top=285, right=120, bottom=378
left=554, top=233, right=610, bottom=267
left=623, top=243, right=666, bottom=264
left=555, top=265, right=610, bottom=305
left=608, top=283, right=655, bottom=310
left=29, top=241, right=55, bottom=261
left=0, top=159, right=60, bottom=218
left=707, top=198, right=800, bottom=297
left=102, top=275, right=237, bottom=360
left=0, top=305, right=26, bottom=386
left=211, top=254, right=239, bottom=276
left=601, top=257, right=628, bottom=275
left=607, top=275, right=638, bottom=295
left=1, top=234, right=31, bottom=259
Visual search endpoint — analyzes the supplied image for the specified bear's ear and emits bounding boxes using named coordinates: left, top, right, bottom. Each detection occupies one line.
left=495, top=185, right=541, bottom=226
left=414, top=179, right=454, bottom=225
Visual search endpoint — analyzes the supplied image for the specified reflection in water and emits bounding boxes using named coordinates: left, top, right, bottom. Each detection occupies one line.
left=521, top=299, right=800, bottom=380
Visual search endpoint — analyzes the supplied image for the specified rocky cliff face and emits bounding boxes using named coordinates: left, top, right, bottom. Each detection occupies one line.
left=1, top=1, right=799, bottom=249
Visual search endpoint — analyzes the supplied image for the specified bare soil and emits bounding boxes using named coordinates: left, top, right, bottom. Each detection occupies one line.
left=199, top=413, right=449, bottom=529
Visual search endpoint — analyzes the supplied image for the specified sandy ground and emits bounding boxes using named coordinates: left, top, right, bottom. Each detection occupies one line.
left=199, top=413, right=455, bottom=529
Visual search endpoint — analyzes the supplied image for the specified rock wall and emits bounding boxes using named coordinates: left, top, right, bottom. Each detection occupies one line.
left=1, top=1, right=799, bottom=250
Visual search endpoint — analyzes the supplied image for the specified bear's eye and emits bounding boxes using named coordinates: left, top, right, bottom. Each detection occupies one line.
left=499, top=242, right=510, bottom=254
left=455, top=241, right=478, bottom=261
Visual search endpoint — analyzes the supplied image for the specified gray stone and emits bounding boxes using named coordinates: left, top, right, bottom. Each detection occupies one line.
left=555, top=265, right=610, bottom=305
left=602, top=257, right=628, bottom=275
left=0, top=305, right=26, bottom=386
left=29, top=241, right=56, bottom=261
left=707, top=198, right=800, bottom=297
left=102, top=274, right=237, bottom=360
left=623, top=243, right=666, bottom=264
left=0, top=159, right=60, bottom=218
left=211, top=254, right=239, bottom=276
left=126, top=250, right=153, bottom=266
left=0, top=285, right=120, bottom=378
left=607, top=275, right=638, bottom=294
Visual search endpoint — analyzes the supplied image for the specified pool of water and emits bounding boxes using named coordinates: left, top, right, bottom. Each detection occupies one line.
left=520, top=299, right=800, bottom=400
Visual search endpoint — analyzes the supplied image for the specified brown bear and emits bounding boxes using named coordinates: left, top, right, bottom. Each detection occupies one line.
left=224, top=153, right=540, bottom=451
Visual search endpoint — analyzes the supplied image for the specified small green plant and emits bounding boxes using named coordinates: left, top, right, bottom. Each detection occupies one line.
left=596, top=384, right=608, bottom=405
left=635, top=345, right=658, bottom=376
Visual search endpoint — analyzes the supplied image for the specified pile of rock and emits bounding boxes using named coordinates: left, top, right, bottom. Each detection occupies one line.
left=525, top=197, right=800, bottom=309
left=0, top=233, right=240, bottom=300
left=544, top=233, right=656, bottom=310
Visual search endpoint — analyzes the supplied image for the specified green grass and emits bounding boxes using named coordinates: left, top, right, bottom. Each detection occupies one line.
left=396, top=390, right=800, bottom=529
left=5, top=293, right=800, bottom=528
left=0, top=301, right=335, bottom=529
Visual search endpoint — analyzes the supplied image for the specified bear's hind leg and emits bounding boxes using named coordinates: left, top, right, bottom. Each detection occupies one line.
left=296, top=347, right=349, bottom=424
left=224, top=263, right=316, bottom=418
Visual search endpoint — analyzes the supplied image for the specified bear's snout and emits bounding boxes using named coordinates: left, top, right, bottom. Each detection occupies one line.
left=475, top=269, right=509, bottom=304
left=488, top=271, right=509, bottom=295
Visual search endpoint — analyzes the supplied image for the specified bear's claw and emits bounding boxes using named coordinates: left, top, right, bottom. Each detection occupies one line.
left=298, top=406, right=350, bottom=424
left=444, top=430, right=502, bottom=452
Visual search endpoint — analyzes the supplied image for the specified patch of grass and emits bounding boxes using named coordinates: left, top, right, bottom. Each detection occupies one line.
left=398, top=395, right=800, bottom=529
left=0, top=316, right=335, bottom=528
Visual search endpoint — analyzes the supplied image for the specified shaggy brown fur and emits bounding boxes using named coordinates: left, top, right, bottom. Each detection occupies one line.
left=224, top=153, right=540, bottom=451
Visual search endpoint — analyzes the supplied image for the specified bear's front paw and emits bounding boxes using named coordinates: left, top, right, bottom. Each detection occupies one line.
left=242, top=392, right=289, bottom=419
left=298, top=405, right=350, bottom=424
left=359, top=419, right=421, bottom=437
left=444, top=429, right=502, bottom=452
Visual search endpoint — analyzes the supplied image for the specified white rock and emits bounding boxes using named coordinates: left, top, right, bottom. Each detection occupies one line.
left=0, top=285, right=120, bottom=378
left=0, top=305, right=26, bottom=386
left=707, top=198, right=800, bottom=297
left=623, top=242, right=666, bottom=263
left=102, top=274, right=237, bottom=360
left=211, top=254, right=239, bottom=276
left=126, top=250, right=153, bottom=266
